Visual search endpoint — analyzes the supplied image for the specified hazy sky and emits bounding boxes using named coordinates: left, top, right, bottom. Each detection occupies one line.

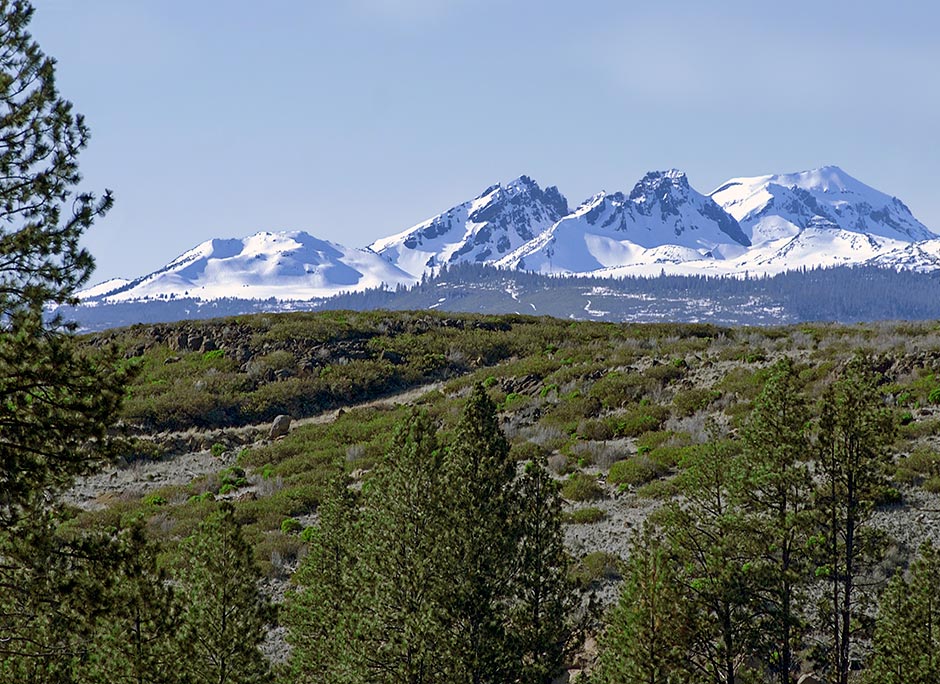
left=30, top=0, right=940, bottom=283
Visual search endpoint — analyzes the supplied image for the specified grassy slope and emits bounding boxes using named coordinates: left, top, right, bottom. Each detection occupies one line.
left=68, top=312, right=940, bottom=583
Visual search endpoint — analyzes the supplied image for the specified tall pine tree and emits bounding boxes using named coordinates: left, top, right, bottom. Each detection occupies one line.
left=511, top=457, right=582, bottom=684
left=0, top=0, right=122, bottom=525
left=353, top=409, right=453, bottom=684
left=443, top=383, right=519, bottom=684
left=814, top=357, right=894, bottom=684
left=176, top=502, right=272, bottom=684
left=594, top=527, right=690, bottom=684
left=284, top=469, right=361, bottom=684
left=739, top=358, right=814, bottom=683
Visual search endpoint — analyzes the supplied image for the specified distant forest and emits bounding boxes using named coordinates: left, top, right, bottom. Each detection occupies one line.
left=63, top=264, right=940, bottom=331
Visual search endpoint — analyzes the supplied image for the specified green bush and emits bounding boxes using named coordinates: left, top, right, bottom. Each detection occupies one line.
left=672, top=388, right=721, bottom=417
left=280, top=517, right=303, bottom=535
left=645, top=363, right=685, bottom=385
left=608, top=456, right=667, bottom=488
left=210, top=442, right=226, bottom=458
left=570, top=551, right=621, bottom=587
left=923, top=476, right=940, bottom=494
left=589, top=371, right=649, bottom=409
left=509, top=441, right=547, bottom=462
left=604, top=404, right=668, bottom=438
left=561, top=473, right=604, bottom=501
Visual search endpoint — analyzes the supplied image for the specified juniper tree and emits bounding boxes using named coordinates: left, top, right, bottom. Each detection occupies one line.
left=866, top=542, right=940, bottom=684
left=0, top=0, right=122, bottom=525
left=176, top=502, right=272, bottom=684
left=814, top=357, right=894, bottom=684
left=739, top=359, right=814, bottom=683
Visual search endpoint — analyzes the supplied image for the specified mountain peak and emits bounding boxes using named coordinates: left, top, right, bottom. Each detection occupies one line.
left=370, top=175, right=569, bottom=276
left=711, top=166, right=936, bottom=243
left=629, top=169, right=690, bottom=202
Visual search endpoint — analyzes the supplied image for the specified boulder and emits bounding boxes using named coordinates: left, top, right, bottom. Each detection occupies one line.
left=269, top=414, right=292, bottom=439
left=797, top=674, right=822, bottom=684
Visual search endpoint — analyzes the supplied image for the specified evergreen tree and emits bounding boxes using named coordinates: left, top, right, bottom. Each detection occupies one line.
left=0, top=509, right=120, bottom=682
left=594, top=527, right=690, bottom=684
left=511, top=457, right=581, bottom=684
left=284, top=470, right=361, bottom=684
left=79, top=522, right=182, bottom=684
left=443, top=383, right=519, bottom=684
left=0, top=0, right=122, bottom=525
left=176, top=503, right=272, bottom=684
left=353, top=409, right=453, bottom=684
left=665, top=436, right=760, bottom=684
left=739, top=359, right=814, bottom=683
left=814, top=357, right=894, bottom=684
left=867, top=543, right=940, bottom=684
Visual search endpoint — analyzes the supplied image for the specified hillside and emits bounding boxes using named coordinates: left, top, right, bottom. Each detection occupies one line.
left=67, top=310, right=940, bottom=675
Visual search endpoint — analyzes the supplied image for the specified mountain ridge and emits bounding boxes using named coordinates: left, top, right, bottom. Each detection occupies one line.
left=80, top=166, right=938, bottom=305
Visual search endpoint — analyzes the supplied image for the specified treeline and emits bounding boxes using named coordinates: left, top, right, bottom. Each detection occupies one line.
left=322, top=263, right=940, bottom=323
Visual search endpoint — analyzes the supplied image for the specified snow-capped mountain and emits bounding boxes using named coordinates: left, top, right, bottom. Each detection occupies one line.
left=82, top=231, right=417, bottom=303
left=77, top=166, right=939, bottom=309
left=369, top=175, right=569, bottom=275
left=710, top=165, right=935, bottom=246
left=496, top=170, right=750, bottom=274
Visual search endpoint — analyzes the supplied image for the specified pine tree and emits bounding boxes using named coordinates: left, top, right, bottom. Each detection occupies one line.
left=284, top=470, right=361, bottom=684
left=594, top=527, right=690, bottom=684
left=0, top=509, right=121, bottom=682
left=664, top=435, right=760, bottom=684
left=0, top=0, right=122, bottom=525
left=511, top=457, right=581, bottom=684
left=79, top=521, right=182, bottom=684
left=814, top=357, right=894, bottom=684
left=353, top=409, right=453, bottom=684
left=443, top=383, right=519, bottom=684
left=739, top=358, right=814, bottom=683
left=176, top=502, right=272, bottom=684
left=867, top=543, right=940, bottom=684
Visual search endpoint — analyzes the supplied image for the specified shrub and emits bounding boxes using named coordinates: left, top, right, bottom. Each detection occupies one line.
left=210, top=442, right=226, bottom=458
left=645, top=363, right=684, bottom=385
left=510, top=441, right=547, bottom=462
left=220, top=466, right=248, bottom=489
left=604, top=404, right=668, bottom=438
left=589, top=371, right=649, bottom=409
left=576, top=418, right=614, bottom=441
left=143, top=494, right=167, bottom=507
left=570, top=551, right=621, bottom=588
left=672, top=388, right=721, bottom=418
left=923, top=476, right=940, bottom=494
left=561, top=473, right=604, bottom=501
left=280, top=517, right=303, bottom=535
left=608, top=456, right=666, bottom=488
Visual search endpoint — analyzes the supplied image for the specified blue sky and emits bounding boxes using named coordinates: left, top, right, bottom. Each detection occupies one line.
left=31, top=0, right=940, bottom=283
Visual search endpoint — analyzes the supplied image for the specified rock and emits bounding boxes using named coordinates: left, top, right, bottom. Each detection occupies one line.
left=797, top=674, right=822, bottom=684
left=164, top=356, right=181, bottom=365
left=270, top=414, right=292, bottom=439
